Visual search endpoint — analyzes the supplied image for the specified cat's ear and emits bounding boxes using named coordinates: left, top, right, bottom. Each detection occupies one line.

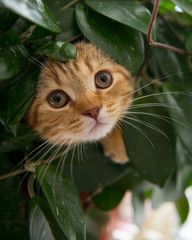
left=101, top=125, right=129, bottom=164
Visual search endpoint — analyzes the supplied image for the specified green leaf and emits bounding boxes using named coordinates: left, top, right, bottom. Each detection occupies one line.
left=0, top=66, right=40, bottom=134
left=44, top=0, right=74, bottom=12
left=110, top=165, right=143, bottom=191
left=75, top=2, right=144, bottom=75
left=176, top=195, right=189, bottom=224
left=0, top=3, right=18, bottom=32
left=29, top=198, right=55, bottom=240
left=36, top=41, right=77, bottom=62
left=43, top=0, right=81, bottom=42
left=29, top=197, right=66, bottom=240
left=152, top=48, right=183, bottom=82
left=93, top=187, right=125, bottom=211
left=170, top=0, right=192, bottom=16
left=36, top=164, right=86, bottom=240
left=176, top=138, right=192, bottom=190
left=123, top=96, right=176, bottom=186
left=0, top=29, right=27, bottom=80
left=54, top=8, right=81, bottom=42
left=159, top=0, right=175, bottom=13
left=185, top=28, right=192, bottom=54
left=85, top=0, right=153, bottom=36
left=59, top=143, right=130, bottom=192
left=0, top=124, right=36, bottom=152
left=163, top=83, right=192, bottom=157
left=1, top=0, right=60, bottom=33
left=0, top=153, right=20, bottom=219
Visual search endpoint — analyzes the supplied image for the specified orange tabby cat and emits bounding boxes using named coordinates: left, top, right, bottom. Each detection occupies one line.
left=27, top=42, right=134, bottom=163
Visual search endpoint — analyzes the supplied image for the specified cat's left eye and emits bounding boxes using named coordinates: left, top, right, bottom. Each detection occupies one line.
left=47, top=90, right=69, bottom=108
left=95, top=70, right=113, bottom=89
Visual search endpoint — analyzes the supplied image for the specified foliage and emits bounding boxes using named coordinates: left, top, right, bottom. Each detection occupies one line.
left=0, top=0, right=192, bottom=239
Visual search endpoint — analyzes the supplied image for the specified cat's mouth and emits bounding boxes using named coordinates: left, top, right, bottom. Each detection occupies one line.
left=87, top=119, right=113, bottom=141
left=89, top=121, right=106, bottom=133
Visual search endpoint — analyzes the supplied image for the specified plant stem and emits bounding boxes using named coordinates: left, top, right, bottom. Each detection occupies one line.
left=28, top=173, right=36, bottom=198
left=61, top=0, right=81, bottom=11
left=0, top=169, right=27, bottom=181
left=148, top=0, right=187, bottom=55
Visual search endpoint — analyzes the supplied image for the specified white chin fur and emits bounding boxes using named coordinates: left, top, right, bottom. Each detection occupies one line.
left=84, top=122, right=114, bottom=142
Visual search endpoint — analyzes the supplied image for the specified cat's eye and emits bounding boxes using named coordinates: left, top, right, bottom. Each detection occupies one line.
left=95, top=70, right=113, bottom=89
left=47, top=90, right=69, bottom=108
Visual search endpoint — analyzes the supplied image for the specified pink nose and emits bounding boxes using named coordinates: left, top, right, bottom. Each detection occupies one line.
left=83, top=106, right=101, bottom=120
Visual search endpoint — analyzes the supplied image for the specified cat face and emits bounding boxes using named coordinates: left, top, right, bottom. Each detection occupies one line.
left=27, top=42, right=134, bottom=145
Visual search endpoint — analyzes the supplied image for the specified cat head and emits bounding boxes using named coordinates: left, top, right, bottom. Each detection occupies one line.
left=27, top=42, right=134, bottom=145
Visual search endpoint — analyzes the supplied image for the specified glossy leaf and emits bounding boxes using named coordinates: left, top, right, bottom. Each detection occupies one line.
left=44, top=0, right=81, bottom=42
left=123, top=96, right=176, bottom=186
left=36, top=164, right=86, bottom=240
left=29, top=199, right=55, bottom=240
left=29, top=197, right=66, bottom=240
left=0, top=66, right=40, bottom=134
left=54, top=8, right=80, bottom=42
left=36, top=41, right=77, bottom=61
left=93, top=187, right=125, bottom=211
left=57, top=143, right=129, bottom=192
left=170, top=0, right=192, bottom=16
left=75, top=2, right=144, bottom=75
left=1, top=0, right=60, bottom=33
left=0, top=29, right=27, bottom=80
left=85, top=0, right=153, bottom=35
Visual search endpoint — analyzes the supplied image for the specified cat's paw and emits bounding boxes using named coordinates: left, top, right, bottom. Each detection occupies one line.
left=104, top=150, right=129, bottom=164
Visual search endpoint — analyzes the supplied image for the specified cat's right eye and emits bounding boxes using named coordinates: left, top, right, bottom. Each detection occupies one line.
left=47, top=90, right=69, bottom=108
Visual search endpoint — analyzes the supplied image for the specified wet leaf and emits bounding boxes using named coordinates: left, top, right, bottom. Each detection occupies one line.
left=36, top=164, right=86, bottom=240
left=29, top=197, right=66, bottom=240
left=0, top=66, right=40, bottom=134
left=0, top=29, right=27, bottom=80
left=123, top=96, right=176, bottom=186
left=85, top=0, right=153, bottom=36
left=36, top=41, right=77, bottom=62
left=58, top=143, right=129, bottom=192
left=1, top=0, right=60, bottom=33
left=75, top=2, right=144, bottom=75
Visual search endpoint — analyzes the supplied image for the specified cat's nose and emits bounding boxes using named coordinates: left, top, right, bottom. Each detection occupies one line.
left=83, top=106, right=101, bottom=120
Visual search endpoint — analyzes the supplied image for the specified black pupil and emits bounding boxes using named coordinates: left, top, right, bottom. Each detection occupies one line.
left=100, top=74, right=108, bottom=82
left=53, top=93, right=61, bottom=102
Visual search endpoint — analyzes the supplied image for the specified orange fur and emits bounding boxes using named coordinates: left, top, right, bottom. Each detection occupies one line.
left=27, top=42, right=134, bottom=163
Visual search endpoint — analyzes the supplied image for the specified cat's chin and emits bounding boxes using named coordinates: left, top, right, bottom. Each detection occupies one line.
left=84, top=121, right=114, bottom=142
